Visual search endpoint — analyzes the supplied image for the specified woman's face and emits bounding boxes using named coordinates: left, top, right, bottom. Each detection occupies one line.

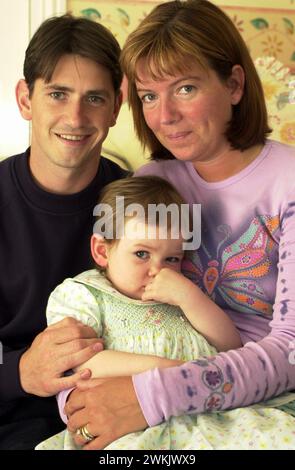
left=135, top=60, right=243, bottom=167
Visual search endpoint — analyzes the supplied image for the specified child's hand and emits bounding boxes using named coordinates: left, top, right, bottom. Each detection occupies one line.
left=142, top=268, right=192, bottom=306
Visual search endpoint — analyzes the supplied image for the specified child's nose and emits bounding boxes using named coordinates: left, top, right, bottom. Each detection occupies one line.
left=148, top=262, right=162, bottom=277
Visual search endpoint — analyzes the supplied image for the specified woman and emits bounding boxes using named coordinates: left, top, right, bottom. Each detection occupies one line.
left=65, top=0, right=295, bottom=449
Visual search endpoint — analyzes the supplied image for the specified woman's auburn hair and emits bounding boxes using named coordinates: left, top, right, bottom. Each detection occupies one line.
left=120, top=0, right=271, bottom=160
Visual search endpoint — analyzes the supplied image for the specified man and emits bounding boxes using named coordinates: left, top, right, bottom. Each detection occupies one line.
left=0, top=14, right=127, bottom=449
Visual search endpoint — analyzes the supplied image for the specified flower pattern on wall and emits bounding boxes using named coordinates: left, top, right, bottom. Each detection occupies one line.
left=69, top=1, right=295, bottom=70
left=255, top=56, right=295, bottom=145
left=67, top=0, right=295, bottom=160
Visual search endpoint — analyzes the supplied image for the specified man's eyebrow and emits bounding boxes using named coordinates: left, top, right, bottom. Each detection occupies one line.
left=85, top=89, right=112, bottom=98
left=44, top=84, right=112, bottom=97
left=44, top=84, right=74, bottom=92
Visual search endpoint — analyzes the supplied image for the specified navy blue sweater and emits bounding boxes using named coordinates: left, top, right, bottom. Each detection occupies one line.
left=0, top=150, right=127, bottom=443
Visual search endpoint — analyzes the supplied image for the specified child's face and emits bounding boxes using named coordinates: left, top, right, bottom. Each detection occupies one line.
left=106, top=218, right=184, bottom=300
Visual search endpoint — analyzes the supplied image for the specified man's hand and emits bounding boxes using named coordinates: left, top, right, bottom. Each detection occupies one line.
left=66, top=376, right=148, bottom=450
left=19, top=317, right=103, bottom=396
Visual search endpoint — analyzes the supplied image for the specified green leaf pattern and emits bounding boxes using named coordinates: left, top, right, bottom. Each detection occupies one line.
left=81, top=8, right=101, bottom=20
left=251, top=18, right=269, bottom=30
left=283, top=18, right=294, bottom=34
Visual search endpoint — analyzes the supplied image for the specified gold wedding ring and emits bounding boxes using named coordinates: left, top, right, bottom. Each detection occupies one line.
left=76, top=425, right=94, bottom=442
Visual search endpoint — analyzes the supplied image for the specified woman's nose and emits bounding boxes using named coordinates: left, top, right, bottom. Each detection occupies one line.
left=160, top=98, right=181, bottom=125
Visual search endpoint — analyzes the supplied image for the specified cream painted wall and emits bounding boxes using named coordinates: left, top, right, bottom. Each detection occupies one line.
left=0, top=0, right=66, bottom=159
left=1, top=0, right=294, bottom=162
left=69, top=0, right=295, bottom=165
left=0, top=0, right=30, bottom=158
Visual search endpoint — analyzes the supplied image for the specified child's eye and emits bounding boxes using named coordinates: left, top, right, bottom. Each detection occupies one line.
left=135, top=251, right=149, bottom=259
left=166, top=257, right=181, bottom=263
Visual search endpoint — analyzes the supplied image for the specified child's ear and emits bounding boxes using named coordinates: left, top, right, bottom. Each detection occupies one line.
left=91, top=234, right=109, bottom=268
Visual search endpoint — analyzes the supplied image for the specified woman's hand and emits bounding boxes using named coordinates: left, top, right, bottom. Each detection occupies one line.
left=66, top=376, right=148, bottom=449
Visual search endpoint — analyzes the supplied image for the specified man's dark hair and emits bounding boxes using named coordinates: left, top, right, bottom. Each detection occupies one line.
left=24, top=14, right=123, bottom=96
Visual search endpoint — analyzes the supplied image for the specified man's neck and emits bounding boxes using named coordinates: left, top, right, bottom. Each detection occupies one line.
left=29, top=154, right=100, bottom=195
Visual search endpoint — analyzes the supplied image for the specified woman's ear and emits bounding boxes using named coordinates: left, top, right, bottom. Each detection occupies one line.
left=15, top=79, right=32, bottom=121
left=227, top=65, right=245, bottom=105
left=91, top=234, right=109, bottom=268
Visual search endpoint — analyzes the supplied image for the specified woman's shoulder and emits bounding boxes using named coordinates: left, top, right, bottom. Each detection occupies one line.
left=135, top=159, right=187, bottom=178
left=266, top=139, right=295, bottom=164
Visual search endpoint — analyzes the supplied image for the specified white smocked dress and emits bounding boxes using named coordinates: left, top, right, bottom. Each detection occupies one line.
left=36, top=270, right=295, bottom=450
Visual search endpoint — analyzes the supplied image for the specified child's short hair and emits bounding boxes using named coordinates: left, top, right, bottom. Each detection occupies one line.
left=94, top=175, right=188, bottom=244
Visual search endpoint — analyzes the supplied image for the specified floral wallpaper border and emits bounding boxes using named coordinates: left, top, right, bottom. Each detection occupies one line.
left=67, top=1, right=295, bottom=160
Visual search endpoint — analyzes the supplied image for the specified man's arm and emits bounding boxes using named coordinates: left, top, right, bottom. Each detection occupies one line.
left=0, top=318, right=102, bottom=401
left=0, top=346, right=28, bottom=401
left=19, top=318, right=103, bottom=396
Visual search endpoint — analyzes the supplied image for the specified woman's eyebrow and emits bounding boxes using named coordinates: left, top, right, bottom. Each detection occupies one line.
left=136, top=75, right=202, bottom=92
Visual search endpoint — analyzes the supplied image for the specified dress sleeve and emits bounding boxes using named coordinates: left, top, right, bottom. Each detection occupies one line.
left=46, top=279, right=103, bottom=337
left=133, top=192, right=295, bottom=427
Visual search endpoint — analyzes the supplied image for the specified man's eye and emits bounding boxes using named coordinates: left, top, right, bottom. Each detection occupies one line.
left=87, top=95, right=104, bottom=104
left=135, top=251, right=149, bottom=259
left=50, top=91, right=65, bottom=100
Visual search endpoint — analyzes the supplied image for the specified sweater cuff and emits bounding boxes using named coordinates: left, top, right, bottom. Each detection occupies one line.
left=132, top=369, right=167, bottom=427
left=0, top=348, right=29, bottom=401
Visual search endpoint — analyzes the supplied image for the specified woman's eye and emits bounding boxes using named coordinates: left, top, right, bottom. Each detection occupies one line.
left=140, top=93, right=156, bottom=104
left=178, top=85, right=195, bottom=95
left=135, top=251, right=149, bottom=259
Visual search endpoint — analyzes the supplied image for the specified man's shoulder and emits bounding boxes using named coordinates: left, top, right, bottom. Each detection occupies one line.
left=0, top=151, right=26, bottom=174
left=0, top=153, right=25, bottom=209
left=99, top=156, right=130, bottom=182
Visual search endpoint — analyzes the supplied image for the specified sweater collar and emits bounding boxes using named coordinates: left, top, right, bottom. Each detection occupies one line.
left=13, top=148, right=103, bottom=214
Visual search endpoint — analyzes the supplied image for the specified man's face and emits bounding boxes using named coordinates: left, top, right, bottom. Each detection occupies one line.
left=19, top=54, right=121, bottom=189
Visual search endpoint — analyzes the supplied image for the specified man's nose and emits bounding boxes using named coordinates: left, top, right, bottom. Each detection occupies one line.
left=66, top=100, right=87, bottom=128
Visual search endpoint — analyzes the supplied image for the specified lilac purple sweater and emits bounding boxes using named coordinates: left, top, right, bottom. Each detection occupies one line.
left=133, top=140, right=295, bottom=426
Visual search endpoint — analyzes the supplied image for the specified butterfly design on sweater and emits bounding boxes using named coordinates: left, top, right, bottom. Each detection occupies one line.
left=182, top=215, right=279, bottom=316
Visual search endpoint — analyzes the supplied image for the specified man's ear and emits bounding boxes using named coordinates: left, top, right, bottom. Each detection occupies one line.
left=110, top=90, right=123, bottom=127
left=227, top=65, right=245, bottom=105
left=15, top=79, right=32, bottom=121
left=91, top=234, right=109, bottom=268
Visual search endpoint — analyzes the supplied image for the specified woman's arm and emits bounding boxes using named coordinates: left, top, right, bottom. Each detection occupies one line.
left=142, top=268, right=242, bottom=351
left=75, top=350, right=184, bottom=378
